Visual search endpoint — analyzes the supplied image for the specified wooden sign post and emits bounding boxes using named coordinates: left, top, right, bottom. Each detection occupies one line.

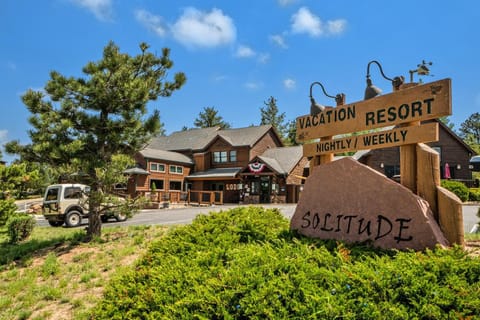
left=293, top=78, right=464, bottom=248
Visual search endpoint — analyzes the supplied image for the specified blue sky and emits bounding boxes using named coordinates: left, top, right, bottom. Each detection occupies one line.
left=1, top=0, right=479, bottom=163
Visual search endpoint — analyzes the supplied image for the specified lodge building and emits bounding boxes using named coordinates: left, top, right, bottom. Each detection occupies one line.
left=126, top=125, right=307, bottom=204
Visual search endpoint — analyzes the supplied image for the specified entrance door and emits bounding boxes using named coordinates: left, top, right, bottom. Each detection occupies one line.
left=260, top=176, right=271, bottom=203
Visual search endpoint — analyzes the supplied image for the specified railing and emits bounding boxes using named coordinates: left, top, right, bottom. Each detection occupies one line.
left=187, top=190, right=223, bottom=206
left=135, top=190, right=223, bottom=206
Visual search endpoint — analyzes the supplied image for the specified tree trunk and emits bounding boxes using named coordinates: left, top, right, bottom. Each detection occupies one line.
left=87, top=207, right=102, bottom=241
left=86, top=174, right=102, bottom=241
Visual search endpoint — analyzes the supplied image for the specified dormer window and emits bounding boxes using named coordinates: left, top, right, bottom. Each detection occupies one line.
left=213, top=151, right=228, bottom=163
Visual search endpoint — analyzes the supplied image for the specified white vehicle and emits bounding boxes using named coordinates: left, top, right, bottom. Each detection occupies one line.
left=42, top=184, right=127, bottom=227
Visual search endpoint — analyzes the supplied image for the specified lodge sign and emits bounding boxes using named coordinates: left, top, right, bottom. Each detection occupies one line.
left=296, top=78, right=451, bottom=142
left=303, top=122, right=438, bottom=156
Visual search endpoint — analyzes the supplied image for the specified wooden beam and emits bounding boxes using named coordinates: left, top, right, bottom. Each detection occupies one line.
left=416, top=143, right=440, bottom=220
left=303, top=122, right=438, bottom=157
left=437, top=186, right=464, bottom=246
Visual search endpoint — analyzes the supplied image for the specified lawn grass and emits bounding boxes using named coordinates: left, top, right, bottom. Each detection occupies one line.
left=1, top=207, right=479, bottom=320
left=0, top=224, right=167, bottom=320
left=94, top=207, right=480, bottom=319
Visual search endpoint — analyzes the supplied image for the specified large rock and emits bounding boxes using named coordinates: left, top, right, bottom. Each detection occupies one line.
left=290, top=157, right=448, bottom=250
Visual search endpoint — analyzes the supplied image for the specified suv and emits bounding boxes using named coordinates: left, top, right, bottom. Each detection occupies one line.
left=42, top=184, right=128, bottom=227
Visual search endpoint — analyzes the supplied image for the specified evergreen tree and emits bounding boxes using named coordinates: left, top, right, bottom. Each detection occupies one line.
left=460, top=112, right=480, bottom=145
left=260, top=96, right=287, bottom=139
left=439, top=116, right=455, bottom=130
left=6, top=41, right=186, bottom=239
left=285, top=119, right=298, bottom=146
left=194, top=107, right=231, bottom=129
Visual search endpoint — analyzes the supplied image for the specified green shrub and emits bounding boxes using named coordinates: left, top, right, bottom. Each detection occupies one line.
left=93, top=207, right=480, bottom=319
left=6, top=214, right=35, bottom=244
left=469, top=188, right=480, bottom=202
left=0, top=198, right=17, bottom=226
left=441, top=180, right=469, bottom=202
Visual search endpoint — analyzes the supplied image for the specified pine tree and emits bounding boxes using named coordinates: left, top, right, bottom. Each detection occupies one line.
left=194, top=107, right=231, bottom=129
left=260, top=96, right=287, bottom=139
left=6, top=41, right=186, bottom=239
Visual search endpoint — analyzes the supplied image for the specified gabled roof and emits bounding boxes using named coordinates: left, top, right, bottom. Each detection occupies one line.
left=243, top=145, right=303, bottom=175
left=217, top=125, right=277, bottom=147
left=147, top=125, right=280, bottom=152
left=435, top=119, right=477, bottom=155
left=260, top=146, right=303, bottom=174
left=147, top=127, right=221, bottom=152
left=140, top=148, right=194, bottom=165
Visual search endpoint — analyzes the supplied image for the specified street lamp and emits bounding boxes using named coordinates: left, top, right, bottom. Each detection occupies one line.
left=364, top=60, right=404, bottom=100
left=309, top=82, right=345, bottom=115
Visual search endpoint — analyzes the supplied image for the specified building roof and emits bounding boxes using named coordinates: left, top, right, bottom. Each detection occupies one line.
left=123, top=167, right=150, bottom=175
left=140, top=148, right=194, bottom=165
left=147, top=125, right=278, bottom=152
left=259, top=146, right=303, bottom=174
left=216, top=125, right=276, bottom=147
left=187, top=167, right=243, bottom=179
left=148, top=127, right=221, bottom=152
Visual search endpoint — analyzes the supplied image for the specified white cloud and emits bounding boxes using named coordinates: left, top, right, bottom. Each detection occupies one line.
left=172, top=7, right=236, bottom=48
left=291, top=7, right=322, bottom=36
left=327, top=19, right=347, bottom=35
left=134, top=9, right=167, bottom=37
left=270, top=34, right=288, bottom=48
left=283, top=78, right=296, bottom=90
left=278, top=0, right=298, bottom=6
left=245, top=81, right=263, bottom=90
left=257, top=53, right=270, bottom=64
left=71, top=0, right=113, bottom=21
left=236, top=45, right=256, bottom=58
left=0, top=130, right=7, bottom=143
left=291, top=7, right=347, bottom=37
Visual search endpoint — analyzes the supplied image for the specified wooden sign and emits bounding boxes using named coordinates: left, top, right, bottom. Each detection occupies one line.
left=296, top=78, right=451, bottom=142
left=303, top=122, right=438, bottom=156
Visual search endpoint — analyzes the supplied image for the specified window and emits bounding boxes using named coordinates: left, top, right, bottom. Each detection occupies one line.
left=150, top=179, right=164, bottom=190
left=213, top=151, right=228, bottom=163
left=230, top=150, right=237, bottom=162
left=64, top=187, right=83, bottom=199
left=169, top=165, right=183, bottom=174
left=169, top=180, right=182, bottom=190
left=114, top=183, right=127, bottom=190
left=45, top=187, right=60, bottom=201
left=211, top=183, right=224, bottom=191
left=150, top=162, right=165, bottom=172
left=384, top=165, right=400, bottom=178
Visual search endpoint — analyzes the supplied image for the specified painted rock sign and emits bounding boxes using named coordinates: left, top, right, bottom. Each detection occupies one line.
left=290, top=158, right=448, bottom=250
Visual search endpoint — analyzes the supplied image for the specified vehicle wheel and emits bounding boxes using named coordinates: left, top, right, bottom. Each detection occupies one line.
left=115, top=212, right=128, bottom=222
left=48, top=220, right=64, bottom=227
left=65, top=210, right=82, bottom=227
left=101, top=215, right=109, bottom=223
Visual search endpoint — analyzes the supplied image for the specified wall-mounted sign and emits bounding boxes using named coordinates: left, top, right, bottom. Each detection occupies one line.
left=296, top=78, right=451, bottom=142
left=303, top=122, right=438, bottom=156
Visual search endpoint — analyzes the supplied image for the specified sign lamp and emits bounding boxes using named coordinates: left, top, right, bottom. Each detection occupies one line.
left=364, top=60, right=404, bottom=100
left=309, top=82, right=344, bottom=115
